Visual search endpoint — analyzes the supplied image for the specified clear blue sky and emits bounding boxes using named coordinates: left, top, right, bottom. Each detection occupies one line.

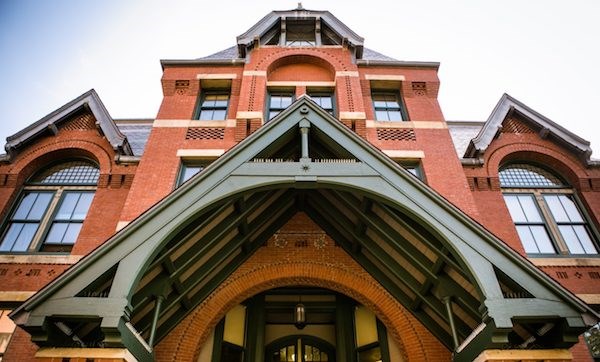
left=1, top=0, right=599, bottom=156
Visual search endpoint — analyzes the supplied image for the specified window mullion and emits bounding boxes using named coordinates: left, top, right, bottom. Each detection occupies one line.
left=30, top=188, right=63, bottom=251
left=536, top=192, right=569, bottom=254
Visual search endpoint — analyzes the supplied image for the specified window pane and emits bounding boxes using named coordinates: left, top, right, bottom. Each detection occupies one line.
left=560, top=225, right=597, bottom=254
left=320, top=97, right=332, bottom=109
left=26, top=193, right=53, bottom=220
left=504, top=195, right=527, bottom=222
left=180, top=165, right=204, bottom=185
left=375, top=110, right=389, bottom=121
left=269, top=111, right=280, bottom=120
left=0, top=224, right=24, bottom=251
left=214, top=95, right=229, bottom=107
left=212, top=109, right=227, bottom=120
left=31, top=160, right=99, bottom=185
left=13, top=193, right=37, bottom=219
left=558, top=195, right=584, bottom=222
left=45, top=223, right=68, bottom=244
left=559, top=225, right=584, bottom=254
left=62, top=223, right=82, bottom=245
left=13, top=224, right=38, bottom=251
left=373, top=99, right=387, bottom=108
left=72, top=193, right=94, bottom=220
left=56, top=193, right=80, bottom=220
left=499, top=164, right=563, bottom=188
left=280, top=96, right=293, bottom=107
left=573, top=226, right=598, bottom=254
left=516, top=226, right=539, bottom=253
left=202, top=97, right=216, bottom=107
left=199, top=110, right=214, bottom=120
left=518, top=195, right=543, bottom=223
left=530, top=225, right=556, bottom=254
left=544, top=195, right=569, bottom=222
left=10, top=223, right=38, bottom=251
left=388, top=110, right=403, bottom=121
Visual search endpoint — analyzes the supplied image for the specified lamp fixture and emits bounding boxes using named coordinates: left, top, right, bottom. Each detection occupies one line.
left=294, top=296, right=306, bottom=329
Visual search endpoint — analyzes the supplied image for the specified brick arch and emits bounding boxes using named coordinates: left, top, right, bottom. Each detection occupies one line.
left=154, top=251, right=450, bottom=362
left=266, top=54, right=336, bottom=80
left=7, top=139, right=113, bottom=186
left=486, top=142, right=589, bottom=188
left=254, top=47, right=349, bottom=72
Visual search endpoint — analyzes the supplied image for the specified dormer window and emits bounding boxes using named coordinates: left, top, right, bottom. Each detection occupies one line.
left=285, top=19, right=316, bottom=46
left=236, top=9, right=364, bottom=58
left=257, top=17, right=343, bottom=48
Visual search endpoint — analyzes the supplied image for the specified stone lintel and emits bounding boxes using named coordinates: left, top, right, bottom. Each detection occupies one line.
left=339, top=112, right=366, bottom=120
left=177, top=149, right=225, bottom=158
left=35, top=348, right=138, bottom=362
left=365, top=74, right=406, bottom=81
left=236, top=111, right=264, bottom=120
left=473, top=349, right=572, bottom=362
left=196, top=73, right=238, bottom=79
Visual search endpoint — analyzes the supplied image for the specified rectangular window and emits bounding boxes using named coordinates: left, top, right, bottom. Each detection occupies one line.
left=401, top=163, right=423, bottom=181
left=268, top=91, right=294, bottom=120
left=308, top=92, right=334, bottom=115
left=0, top=192, right=53, bottom=252
left=372, top=92, right=405, bottom=121
left=195, top=93, right=229, bottom=121
left=503, top=194, right=556, bottom=254
left=177, top=163, right=208, bottom=187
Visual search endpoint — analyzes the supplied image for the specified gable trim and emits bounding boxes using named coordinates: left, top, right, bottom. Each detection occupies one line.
left=3, top=89, right=133, bottom=160
left=465, top=93, right=592, bottom=163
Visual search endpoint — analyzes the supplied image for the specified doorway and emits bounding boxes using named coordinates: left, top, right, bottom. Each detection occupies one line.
left=266, top=335, right=335, bottom=362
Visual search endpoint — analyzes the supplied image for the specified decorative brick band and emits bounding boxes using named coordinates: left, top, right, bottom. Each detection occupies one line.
left=185, top=127, right=225, bottom=140
left=377, top=128, right=416, bottom=141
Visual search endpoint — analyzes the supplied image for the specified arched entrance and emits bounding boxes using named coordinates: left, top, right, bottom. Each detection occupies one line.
left=193, top=284, right=401, bottom=362
left=266, top=335, right=335, bottom=362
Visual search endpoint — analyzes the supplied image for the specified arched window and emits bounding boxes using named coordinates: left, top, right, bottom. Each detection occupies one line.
left=0, top=160, right=99, bottom=253
left=500, top=163, right=598, bottom=255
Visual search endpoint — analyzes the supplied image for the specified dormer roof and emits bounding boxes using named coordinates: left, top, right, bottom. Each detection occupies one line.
left=236, top=6, right=364, bottom=58
left=465, top=93, right=593, bottom=163
left=2, top=89, right=133, bottom=161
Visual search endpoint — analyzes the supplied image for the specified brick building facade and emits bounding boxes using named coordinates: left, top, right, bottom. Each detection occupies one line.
left=0, top=6, right=599, bottom=362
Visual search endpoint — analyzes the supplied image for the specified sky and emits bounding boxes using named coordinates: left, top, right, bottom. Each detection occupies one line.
left=1, top=0, right=599, bottom=156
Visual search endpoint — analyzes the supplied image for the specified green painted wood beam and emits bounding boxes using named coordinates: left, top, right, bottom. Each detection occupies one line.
left=303, top=202, right=459, bottom=347
left=146, top=201, right=232, bottom=271
left=30, top=297, right=129, bottom=321
left=379, top=202, right=470, bottom=280
left=140, top=204, right=294, bottom=338
left=232, top=162, right=378, bottom=177
left=151, top=205, right=299, bottom=343
left=245, top=295, right=266, bottom=362
left=308, top=191, right=479, bottom=332
left=335, top=295, right=357, bottom=362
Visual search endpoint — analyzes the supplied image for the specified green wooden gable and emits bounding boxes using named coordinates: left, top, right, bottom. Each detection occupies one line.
left=10, top=96, right=598, bottom=361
